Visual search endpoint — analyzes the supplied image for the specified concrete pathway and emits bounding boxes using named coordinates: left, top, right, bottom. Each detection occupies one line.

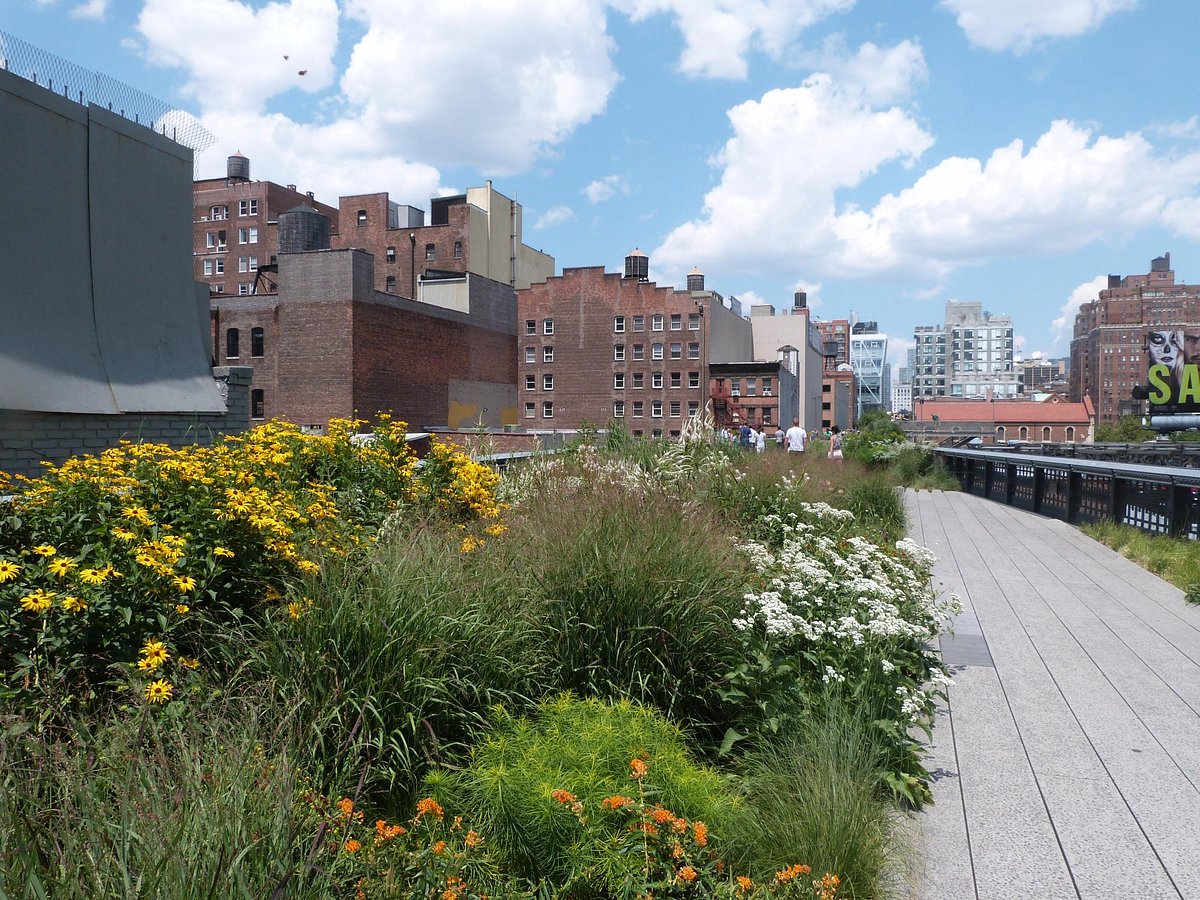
left=906, top=489, right=1200, bottom=900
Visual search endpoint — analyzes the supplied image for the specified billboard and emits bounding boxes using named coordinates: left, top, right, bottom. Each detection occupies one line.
left=1146, top=329, right=1200, bottom=413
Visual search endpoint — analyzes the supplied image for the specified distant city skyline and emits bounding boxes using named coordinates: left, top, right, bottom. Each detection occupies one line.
left=6, top=0, right=1200, bottom=366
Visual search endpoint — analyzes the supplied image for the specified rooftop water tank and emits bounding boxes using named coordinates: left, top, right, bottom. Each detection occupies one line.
left=624, top=247, right=649, bottom=281
left=687, top=266, right=705, bottom=292
left=227, top=151, right=250, bottom=182
left=278, top=204, right=331, bottom=254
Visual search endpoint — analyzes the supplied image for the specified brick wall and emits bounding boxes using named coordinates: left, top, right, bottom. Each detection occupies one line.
left=0, top=368, right=253, bottom=480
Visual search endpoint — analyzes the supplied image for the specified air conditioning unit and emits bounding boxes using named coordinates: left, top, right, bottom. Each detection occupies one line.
left=731, top=389, right=740, bottom=397
left=762, top=390, right=772, bottom=396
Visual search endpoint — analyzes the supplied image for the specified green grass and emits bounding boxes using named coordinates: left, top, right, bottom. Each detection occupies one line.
left=1081, top=521, right=1200, bottom=603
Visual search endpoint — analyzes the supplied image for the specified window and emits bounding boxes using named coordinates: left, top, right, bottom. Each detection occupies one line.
left=525, top=402, right=536, bottom=419
left=1019, top=426, right=1028, bottom=440
left=239, top=227, right=258, bottom=244
left=670, top=314, right=682, bottom=330
left=687, top=342, right=699, bottom=359
left=688, top=401, right=699, bottom=417
left=670, top=372, right=681, bottom=388
left=206, top=230, right=227, bottom=251
left=543, top=346, right=554, bottom=363
left=632, top=315, right=645, bottom=332
left=386, top=246, right=396, bottom=263
left=633, top=344, right=644, bottom=361
left=670, top=401, right=681, bottom=417
left=746, top=379, right=757, bottom=396
left=526, top=320, right=536, bottom=336
left=614, top=316, right=626, bottom=333
left=251, top=389, right=264, bottom=419
left=614, top=401, right=625, bottom=418
left=652, top=314, right=664, bottom=331
left=357, top=209, right=368, bottom=225
left=633, top=400, right=644, bottom=417
left=211, top=284, right=224, bottom=294
left=996, top=426, right=1006, bottom=442
left=652, top=400, right=663, bottom=418
left=525, top=347, right=535, bottom=363
left=762, top=409, right=772, bottom=426
left=543, top=374, right=554, bottom=391
left=544, top=319, right=554, bottom=335
left=226, top=328, right=240, bottom=359
left=1043, top=426, right=1052, bottom=442
left=688, top=371, right=700, bottom=389
left=652, top=429, right=663, bottom=439
left=454, top=241, right=463, bottom=259
left=251, top=327, right=264, bottom=357
left=632, top=372, right=644, bottom=388
left=543, top=401, right=554, bottom=419
left=425, top=243, right=436, bottom=260
left=614, top=373, right=625, bottom=389
left=238, top=256, right=258, bottom=273
left=689, top=313, right=700, bottom=330
left=210, top=205, right=227, bottom=220
left=731, top=379, right=741, bottom=396
left=386, top=275, right=396, bottom=292
left=526, top=375, right=536, bottom=390
left=203, top=259, right=214, bottom=276
left=652, top=372, right=663, bottom=389
left=762, top=377, right=772, bottom=396
left=1066, top=426, right=1075, bottom=443
left=238, top=282, right=252, bottom=295
left=614, top=344, right=625, bottom=361
left=240, top=199, right=259, bottom=217
left=652, top=343, right=664, bottom=361
left=670, top=342, right=682, bottom=359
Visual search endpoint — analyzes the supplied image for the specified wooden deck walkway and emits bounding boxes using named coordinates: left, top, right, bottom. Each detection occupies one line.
left=906, top=489, right=1200, bottom=900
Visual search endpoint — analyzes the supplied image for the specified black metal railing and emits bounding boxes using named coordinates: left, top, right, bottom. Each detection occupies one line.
left=936, top=447, right=1200, bottom=539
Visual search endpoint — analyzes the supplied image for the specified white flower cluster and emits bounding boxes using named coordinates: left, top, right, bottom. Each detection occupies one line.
left=498, top=445, right=657, bottom=506
left=894, top=538, right=938, bottom=572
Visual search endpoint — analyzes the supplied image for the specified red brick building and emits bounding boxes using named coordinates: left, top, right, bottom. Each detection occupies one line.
left=1070, top=253, right=1200, bottom=422
left=709, top=362, right=797, bottom=432
left=515, top=252, right=753, bottom=436
left=911, top=395, right=1095, bottom=444
left=816, top=319, right=856, bottom=430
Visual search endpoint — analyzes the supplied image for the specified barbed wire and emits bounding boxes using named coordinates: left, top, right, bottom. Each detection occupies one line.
left=0, top=30, right=215, bottom=155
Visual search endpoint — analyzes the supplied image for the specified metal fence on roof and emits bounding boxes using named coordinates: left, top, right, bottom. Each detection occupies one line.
left=0, top=29, right=215, bottom=155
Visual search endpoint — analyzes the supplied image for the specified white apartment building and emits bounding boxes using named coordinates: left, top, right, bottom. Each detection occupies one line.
left=913, top=301, right=1017, bottom=399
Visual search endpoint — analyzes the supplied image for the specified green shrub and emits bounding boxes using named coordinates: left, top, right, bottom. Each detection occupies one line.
left=725, top=693, right=903, bottom=898
left=431, top=695, right=742, bottom=889
left=502, top=486, right=748, bottom=739
left=254, top=530, right=541, bottom=800
left=844, top=475, right=906, bottom=543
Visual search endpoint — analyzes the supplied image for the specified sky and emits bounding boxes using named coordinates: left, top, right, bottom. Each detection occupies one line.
left=6, top=0, right=1200, bottom=367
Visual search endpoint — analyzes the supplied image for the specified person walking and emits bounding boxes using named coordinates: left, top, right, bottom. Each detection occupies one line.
left=774, top=425, right=785, bottom=448
left=827, top=424, right=844, bottom=461
left=785, top=418, right=807, bottom=454
left=755, top=426, right=766, bottom=453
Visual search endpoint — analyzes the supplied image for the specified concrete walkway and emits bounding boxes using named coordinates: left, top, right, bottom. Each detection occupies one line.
left=906, top=489, right=1200, bottom=900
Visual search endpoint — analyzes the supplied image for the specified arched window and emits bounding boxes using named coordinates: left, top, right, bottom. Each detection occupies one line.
left=1066, top=426, right=1075, bottom=443
left=357, top=209, right=367, bottom=225
left=1019, top=426, right=1028, bottom=441
left=996, top=425, right=1006, bottom=443
left=1043, top=426, right=1052, bottom=442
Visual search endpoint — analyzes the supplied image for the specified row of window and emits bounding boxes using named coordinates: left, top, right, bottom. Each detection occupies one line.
left=523, top=400, right=699, bottom=419
left=723, top=377, right=774, bottom=396
left=204, top=228, right=258, bottom=250
left=206, top=200, right=258, bottom=221
left=613, top=313, right=700, bottom=333
left=526, top=371, right=703, bottom=391
left=380, top=242, right=463, bottom=262
left=995, top=426, right=1076, bottom=442
left=210, top=284, right=256, bottom=295
left=226, top=327, right=265, bottom=359
left=614, top=343, right=700, bottom=361
left=203, top=256, right=260, bottom=276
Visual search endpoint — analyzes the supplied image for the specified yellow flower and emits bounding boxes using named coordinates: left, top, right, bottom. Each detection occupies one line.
left=0, top=560, right=21, bottom=583
left=78, top=568, right=107, bottom=585
left=212, top=546, right=235, bottom=558
left=484, top=523, right=507, bottom=537
left=61, top=595, right=87, bottom=614
left=295, top=559, right=320, bottom=575
left=286, top=601, right=305, bottom=620
left=175, top=604, right=190, bottom=615
left=19, top=589, right=54, bottom=613
left=47, top=557, right=77, bottom=577
left=460, top=535, right=482, bottom=553
left=173, top=575, right=197, bottom=593
left=112, top=527, right=137, bottom=542
left=140, top=640, right=169, bottom=668
left=32, top=545, right=57, bottom=557
left=179, top=657, right=200, bottom=670
left=144, top=679, right=173, bottom=704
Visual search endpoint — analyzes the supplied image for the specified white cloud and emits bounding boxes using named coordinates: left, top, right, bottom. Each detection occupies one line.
left=583, top=175, right=630, bottom=203
left=70, top=0, right=109, bottom=20
left=1051, top=274, right=1107, bottom=348
left=797, top=36, right=927, bottom=105
left=887, top=335, right=914, bottom=367
left=940, top=0, right=1138, bottom=53
left=533, top=205, right=576, bottom=229
left=654, top=64, right=934, bottom=279
left=616, top=0, right=854, bottom=79
left=1153, top=115, right=1200, bottom=141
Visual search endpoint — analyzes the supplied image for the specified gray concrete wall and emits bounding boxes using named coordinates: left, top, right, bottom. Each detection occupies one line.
left=0, top=67, right=223, bottom=414
left=802, top=341, right=824, bottom=432
left=0, top=368, right=252, bottom=479
left=707, top=298, right=754, bottom=363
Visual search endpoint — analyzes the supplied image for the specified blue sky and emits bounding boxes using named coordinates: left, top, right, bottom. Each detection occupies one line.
left=6, top=0, right=1200, bottom=365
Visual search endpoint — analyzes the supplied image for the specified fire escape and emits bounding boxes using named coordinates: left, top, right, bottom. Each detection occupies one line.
left=710, top=378, right=754, bottom=430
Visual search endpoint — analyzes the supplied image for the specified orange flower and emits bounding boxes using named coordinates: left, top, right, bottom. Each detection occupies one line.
left=343, top=839, right=362, bottom=853
left=774, top=863, right=812, bottom=884
left=736, top=875, right=753, bottom=892
left=676, top=866, right=697, bottom=883
left=432, top=840, right=447, bottom=855
left=651, top=807, right=675, bottom=825
left=630, top=757, right=648, bottom=779
left=337, top=798, right=355, bottom=819
left=415, top=797, right=444, bottom=821
left=692, top=821, right=708, bottom=846
left=551, top=789, right=577, bottom=805
left=374, top=819, right=406, bottom=842
left=601, top=795, right=632, bottom=810
left=464, top=830, right=480, bottom=848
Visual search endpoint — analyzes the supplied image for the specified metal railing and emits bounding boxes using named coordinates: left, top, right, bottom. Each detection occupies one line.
left=0, top=29, right=214, bottom=154
left=936, top=446, right=1200, bottom=539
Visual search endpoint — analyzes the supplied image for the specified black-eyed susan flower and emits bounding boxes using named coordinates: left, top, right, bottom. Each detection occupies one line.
left=139, top=640, right=169, bottom=669
left=175, top=604, right=190, bottom=615
left=0, top=560, right=21, bottom=583
left=112, top=527, right=137, bottom=542
left=47, top=557, right=76, bottom=577
left=144, top=679, right=173, bottom=704
left=19, top=589, right=54, bottom=613
left=212, top=546, right=235, bottom=558
left=78, top=568, right=107, bottom=586
left=32, top=544, right=57, bottom=557
left=172, top=575, right=197, bottom=593
left=61, top=595, right=87, bottom=614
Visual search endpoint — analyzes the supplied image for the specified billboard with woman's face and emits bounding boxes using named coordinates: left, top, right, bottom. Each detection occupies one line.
left=1147, top=329, right=1200, bottom=412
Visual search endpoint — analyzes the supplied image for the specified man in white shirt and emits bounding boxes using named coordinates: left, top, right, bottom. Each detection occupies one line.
left=785, top=418, right=807, bottom=453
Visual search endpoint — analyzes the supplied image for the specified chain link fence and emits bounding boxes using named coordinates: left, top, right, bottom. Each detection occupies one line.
left=0, top=29, right=215, bottom=155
